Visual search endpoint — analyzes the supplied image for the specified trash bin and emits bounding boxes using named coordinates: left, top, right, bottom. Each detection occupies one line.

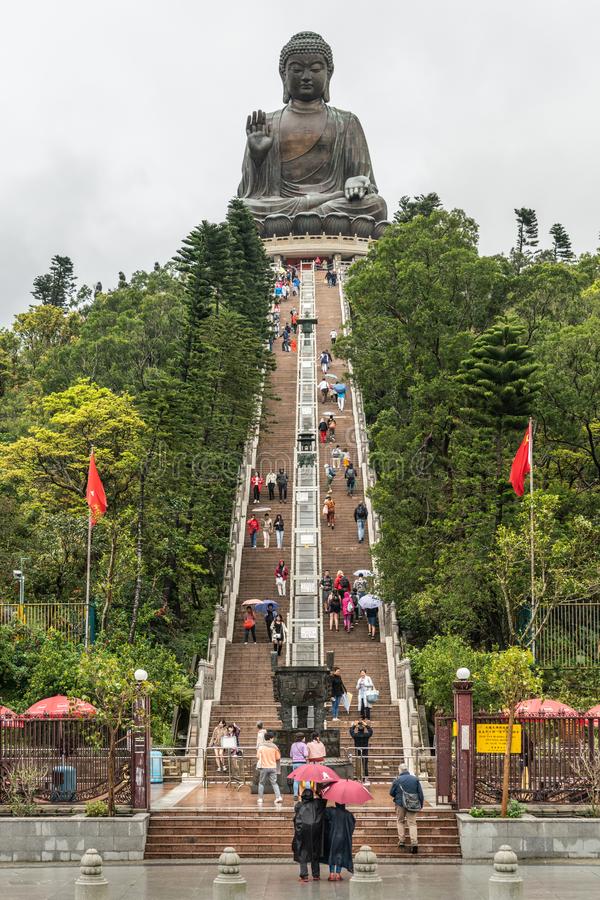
left=51, top=765, right=77, bottom=801
left=150, top=749, right=164, bottom=784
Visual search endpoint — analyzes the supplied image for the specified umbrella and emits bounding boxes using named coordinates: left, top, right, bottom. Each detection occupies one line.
left=358, top=594, right=382, bottom=611
left=0, top=706, right=24, bottom=728
left=586, top=705, right=600, bottom=719
left=254, top=601, right=279, bottom=614
left=321, top=779, right=373, bottom=805
left=324, top=373, right=338, bottom=381
left=515, top=699, right=578, bottom=718
left=25, top=695, right=97, bottom=718
left=287, top=763, right=340, bottom=784
left=353, top=570, right=374, bottom=578
left=241, top=599, right=262, bottom=606
left=333, top=383, right=346, bottom=393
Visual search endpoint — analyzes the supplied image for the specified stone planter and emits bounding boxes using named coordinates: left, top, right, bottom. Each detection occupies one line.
left=0, top=812, right=149, bottom=862
left=457, top=812, right=600, bottom=859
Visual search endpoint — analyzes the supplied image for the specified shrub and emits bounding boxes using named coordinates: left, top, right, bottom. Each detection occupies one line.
left=85, top=799, right=109, bottom=817
left=507, top=799, right=526, bottom=818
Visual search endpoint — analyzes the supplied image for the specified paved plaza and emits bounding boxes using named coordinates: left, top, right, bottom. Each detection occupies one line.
left=1, top=862, right=600, bottom=899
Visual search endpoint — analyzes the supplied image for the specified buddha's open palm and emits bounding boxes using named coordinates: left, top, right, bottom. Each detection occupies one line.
left=246, top=110, right=273, bottom=161
left=344, top=175, right=371, bottom=201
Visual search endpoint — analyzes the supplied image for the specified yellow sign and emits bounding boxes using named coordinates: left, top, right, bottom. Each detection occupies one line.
left=476, top=723, right=522, bottom=754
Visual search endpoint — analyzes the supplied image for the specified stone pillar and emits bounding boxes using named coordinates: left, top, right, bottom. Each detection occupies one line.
left=74, top=848, right=109, bottom=900
left=349, top=845, right=382, bottom=900
left=213, top=847, right=247, bottom=899
left=453, top=677, right=474, bottom=810
left=489, top=846, right=523, bottom=899
left=333, top=253, right=342, bottom=272
left=131, top=689, right=151, bottom=811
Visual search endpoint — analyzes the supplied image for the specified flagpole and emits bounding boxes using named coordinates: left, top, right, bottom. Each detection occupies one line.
left=528, top=418, right=536, bottom=661
left=84, top=513, right=92, bottom=649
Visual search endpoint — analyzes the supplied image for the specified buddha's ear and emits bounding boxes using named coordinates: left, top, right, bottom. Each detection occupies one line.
left=282, top=75, right=290, bottom=104
left=323, top=78, right=330, bottom=104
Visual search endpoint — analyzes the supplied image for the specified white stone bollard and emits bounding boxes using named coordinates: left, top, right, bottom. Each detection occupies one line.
left=74, top=848, right=109, bottom=900
left=213, top=847, right=247, bottom=900
left=349, top=845, right=382, bottom=900
left=489, top=845, right=523, bottom=900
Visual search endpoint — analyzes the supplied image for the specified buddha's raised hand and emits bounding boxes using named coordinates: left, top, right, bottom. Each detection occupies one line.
left=344, top=175, right=371, bottom=201
left=246, top=110, right=273, bottom=163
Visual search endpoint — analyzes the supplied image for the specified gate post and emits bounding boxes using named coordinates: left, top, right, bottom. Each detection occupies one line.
left=131, top=673, right=151, bottom=811
left=453, top=668, right=474, bottom=810
left=435, top=717, right=452, bottom=805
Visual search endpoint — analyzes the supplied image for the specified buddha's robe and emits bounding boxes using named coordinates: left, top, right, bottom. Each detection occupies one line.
left=238, top=104, right=387, bottom=222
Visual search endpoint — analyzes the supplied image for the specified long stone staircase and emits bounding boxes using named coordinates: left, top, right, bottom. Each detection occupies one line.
left=145, top=262, right=460, bottom=861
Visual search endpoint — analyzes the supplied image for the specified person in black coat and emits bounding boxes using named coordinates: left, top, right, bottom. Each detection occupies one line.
left=292, top=788, right=326, bottom=882
left=350, top=719, right=373, bottom=782
left=324, top=802, right=355, bottom=880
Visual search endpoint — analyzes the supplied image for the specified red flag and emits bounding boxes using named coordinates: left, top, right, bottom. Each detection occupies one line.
left=509, top=423, right=532, bottom=496
left=86, top=453, right=107, bottom=524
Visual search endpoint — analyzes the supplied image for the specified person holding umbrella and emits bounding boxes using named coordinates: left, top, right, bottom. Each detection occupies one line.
left=293, top=787, right=326, bottom=883
left=264, top=603, right=276, bottom=641
left=334, top=382, right=347, bottom=412
left=243, top=608, right=257, bottom=645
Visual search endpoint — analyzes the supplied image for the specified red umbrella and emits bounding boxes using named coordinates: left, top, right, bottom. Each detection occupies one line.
left=0, top=706, right=24, bottom=728
left=287, top=763, right=340, bottom=784
left=25, top=695, right=97, bottom=718
left=586, top=705, right=600, bottom=719
left=515, top=698, right=578, bottom=718
left=321, top=779, right=373, bottom=805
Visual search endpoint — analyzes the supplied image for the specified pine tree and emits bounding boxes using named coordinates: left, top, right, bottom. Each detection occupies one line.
left=549, top=223, right=574, bottom=261
left=511, top=208, right=539, bottom=273
left=226, top=198, right=272, bottom=332
left=394, top=192, right=442, bottom=223
left=31, top=255, right=76, bottom=308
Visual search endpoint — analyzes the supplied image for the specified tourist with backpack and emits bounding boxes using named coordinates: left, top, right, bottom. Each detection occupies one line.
left=354, top=501, right=368, bottom=543
left=390, top=764, right=424, bottom=853
left=319, top=416, right=328, bottom=444
left=320, top=349, right=332, bottom=374
left=323, top=493, right=336, bottom=529
left=345, top=462, right=357, bottom=496
left=327, top=592, right=341, bottom=631
left=342, top=591, right=354, bottom=632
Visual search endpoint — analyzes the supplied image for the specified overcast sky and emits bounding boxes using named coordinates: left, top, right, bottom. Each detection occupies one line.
left=1, top=1, right=599, bottom=326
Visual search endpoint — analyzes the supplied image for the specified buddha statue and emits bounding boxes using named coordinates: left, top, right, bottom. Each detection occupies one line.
left=238, top=31, right=388, bottom=239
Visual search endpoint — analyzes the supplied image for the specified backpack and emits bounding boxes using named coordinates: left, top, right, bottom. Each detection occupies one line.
left=356, top=503, right=367, bottom=518
left=347, top=598, right=354, bottom=612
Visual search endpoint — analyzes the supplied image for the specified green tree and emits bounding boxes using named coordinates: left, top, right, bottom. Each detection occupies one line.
left=488, top=648, right=541, bottom=816
left=511, top=207, right=539, bottom=272
left=410, top=635, right=499, bottom=713
left=31, top=255, right=77, bottom=308
left=394, top=192, right=442, bottom=223
left=226, top=198, right=272, bottom=332
left=550, top=223, right=574, bottom=261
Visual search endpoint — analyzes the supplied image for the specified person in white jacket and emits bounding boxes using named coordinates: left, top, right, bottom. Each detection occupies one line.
left=356, top=669, right=375, bottom=721
left=270, top=615, right=288, bottom=657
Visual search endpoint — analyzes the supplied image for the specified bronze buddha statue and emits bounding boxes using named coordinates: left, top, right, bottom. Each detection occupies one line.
left=238, top=31, right=388, bottom=239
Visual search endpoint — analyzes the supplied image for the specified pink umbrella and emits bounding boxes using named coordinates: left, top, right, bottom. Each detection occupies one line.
left=287, top=763, right=340, bottom=784
left=586, top=705, right=600, bottom=719
left=25, top=695, right=97, bottom=718
left=0, top=705, right=24, bottom=728
left=515, top=698, right=578, bottom=718
left=321, top=779, right=373, bottom=805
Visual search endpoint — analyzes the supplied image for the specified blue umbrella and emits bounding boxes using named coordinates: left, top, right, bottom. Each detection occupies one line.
left=333, top=383, right=346, bottom=393
left=254, top=600, right=279, bottom=614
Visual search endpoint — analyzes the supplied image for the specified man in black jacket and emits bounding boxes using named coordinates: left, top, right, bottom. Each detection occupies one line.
left=349, top=719, right=373, bottom=784
left=276, top=468, right=288, bottom=503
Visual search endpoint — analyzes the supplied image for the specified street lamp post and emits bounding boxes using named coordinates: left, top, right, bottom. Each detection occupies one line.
left=132, top=668, right=151, bottom=812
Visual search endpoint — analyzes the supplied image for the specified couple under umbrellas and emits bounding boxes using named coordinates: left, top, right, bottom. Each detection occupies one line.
left=290, top=763, right=371, bottom=883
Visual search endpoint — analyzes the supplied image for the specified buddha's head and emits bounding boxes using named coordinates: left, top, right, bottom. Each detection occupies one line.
left=279, top=31, right=334, bottom=104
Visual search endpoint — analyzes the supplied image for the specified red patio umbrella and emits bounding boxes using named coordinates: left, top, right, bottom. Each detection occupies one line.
left=515, top=698, right=578, bottom=717
left=287, top=763, right=340, bottom=784
left=586, top=705, right=600, bottom=719
left=0, top=705, right=24, bottom=728
left=321, top=779, right=373, bottom=805
left=25, top=695, right=97, bottom=718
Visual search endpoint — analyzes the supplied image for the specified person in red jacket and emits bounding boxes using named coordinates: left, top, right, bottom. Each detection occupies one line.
left=247, top=514, right=260, bottom=549
left=251, top=471, right=264, bottom=503
left=275, top=559, right=289, bottom=597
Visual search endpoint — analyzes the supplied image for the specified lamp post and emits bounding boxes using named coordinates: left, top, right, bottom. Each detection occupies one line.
left=453, top=666, right=474, bottom=810
left=132, top=668, right=151, bottom=811
left=12, top=569, right=25, bottom=606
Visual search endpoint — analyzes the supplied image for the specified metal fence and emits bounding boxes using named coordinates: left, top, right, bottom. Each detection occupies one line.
left=537, top=602, right=600, bottom=668
left=0, top=601, right=88, bottom=643
left=436, top=713, right=600, bottom=806
left=0, top=715, right=130, bottom=805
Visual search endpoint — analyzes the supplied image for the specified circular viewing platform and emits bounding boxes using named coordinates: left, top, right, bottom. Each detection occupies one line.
left=262, top=232, right=372, bottom=262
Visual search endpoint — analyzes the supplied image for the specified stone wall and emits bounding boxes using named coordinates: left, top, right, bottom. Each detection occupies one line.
left=0, top=813, right=149, bottom=862
left=457, top=813, right=600, bottom=859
